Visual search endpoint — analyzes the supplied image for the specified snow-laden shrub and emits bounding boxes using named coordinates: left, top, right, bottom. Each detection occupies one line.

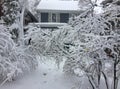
left=24, top=25, right=52, bottom=55
left=0, top=25, right=38, bottom=84
left=63, top=4, right=120, bottom=89
left=24, top=25, right=73, bottom=67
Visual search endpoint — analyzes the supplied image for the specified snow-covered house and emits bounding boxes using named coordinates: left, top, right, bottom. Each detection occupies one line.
left=36, top=0, right=81, bottom=28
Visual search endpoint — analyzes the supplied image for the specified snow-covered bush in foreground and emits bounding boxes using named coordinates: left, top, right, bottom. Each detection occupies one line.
left=24, top=25, right=74, bottom=68
left=0, top=25, right=38, bottom=85
left=64, top=4, right=120, bottom=89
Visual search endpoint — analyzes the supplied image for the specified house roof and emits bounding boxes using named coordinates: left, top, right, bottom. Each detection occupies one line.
left=24, top=9, right=38, bottom=25
left=25, top=9, right=38, bottom=22
left=36, top=0, right=81, bottom=13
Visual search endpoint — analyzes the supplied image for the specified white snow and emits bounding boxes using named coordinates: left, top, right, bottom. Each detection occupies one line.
left=94, top=0, right=104, bottom=14
left=29, top=22, right=67, bottom=28
left=0, top=58, right=82, bottom=89
left=36, top=0, right=81, bottom=12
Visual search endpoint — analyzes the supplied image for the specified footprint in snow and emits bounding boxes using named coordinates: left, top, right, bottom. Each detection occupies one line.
left=43, top=73, right=47, bottom=76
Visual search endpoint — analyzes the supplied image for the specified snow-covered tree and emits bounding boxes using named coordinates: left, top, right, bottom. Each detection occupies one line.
left=2, top=0, right=20, bottom=25
left=0, top=24, right=38, bottom=85
left=2, top=0, right=28, bottom=46
left=0, top=0, right=39, bottom=86
left=15, top=0, right=30, bottom=46
left=65, top=1, right=120, bottom=89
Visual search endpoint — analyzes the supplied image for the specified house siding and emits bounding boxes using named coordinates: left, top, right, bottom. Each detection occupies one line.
left=57, top=13, right=60, bottom=22
left=48, top=13, right=50, bottom=22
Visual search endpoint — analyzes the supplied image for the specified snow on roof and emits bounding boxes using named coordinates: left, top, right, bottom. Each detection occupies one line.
left=36, top=0, right=81, bottom=13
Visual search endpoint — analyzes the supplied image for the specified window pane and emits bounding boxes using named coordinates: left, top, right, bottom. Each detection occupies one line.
left=60, top=13, right=69, bottom=23
left=41, top=13, right=48, bottom=22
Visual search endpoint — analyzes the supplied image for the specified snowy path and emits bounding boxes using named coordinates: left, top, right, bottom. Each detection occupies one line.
left=1, top=60, right=81, bottom=89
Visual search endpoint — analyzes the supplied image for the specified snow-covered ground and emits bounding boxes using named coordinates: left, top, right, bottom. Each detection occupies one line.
left=1, top=57, right=120, bottom=89
left=0, top=59, right=82, bottom=89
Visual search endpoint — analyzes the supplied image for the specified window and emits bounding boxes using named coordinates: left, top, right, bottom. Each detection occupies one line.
left=60, top=13, right=69, bottom=23
left=41, top=13, right=48, bottom=22
left=52, top=13, right=56, bottom=22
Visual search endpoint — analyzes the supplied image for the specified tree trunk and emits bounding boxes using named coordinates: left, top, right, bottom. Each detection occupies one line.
left=113, top=60, right=118, bottom=89
left=19, top=6, right=25, bottom=46
left=102, top=71, right=109, bottom=89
